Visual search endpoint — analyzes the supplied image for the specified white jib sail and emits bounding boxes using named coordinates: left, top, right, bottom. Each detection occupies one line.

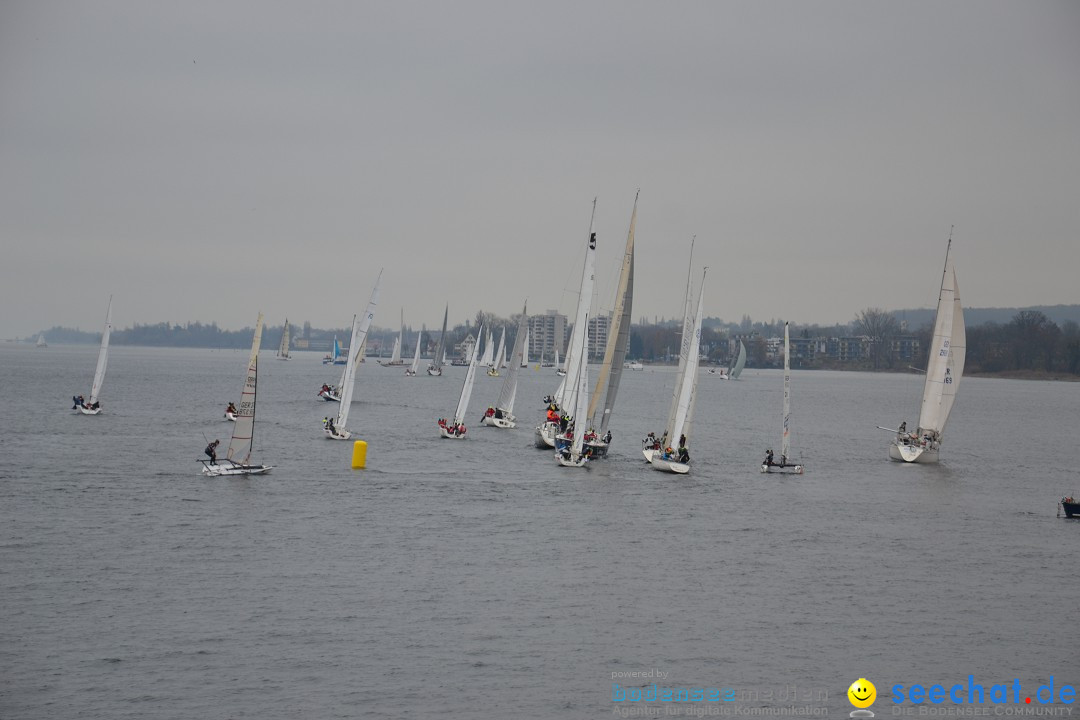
left=89, top=295, right=113, bottom=404
left=338, top=272, right=383, bottom=429
left=278, top=319, right=290, bottom=358
left=496, top=304, right=529, bottom=413
left=570, top=319, right=590, bottom=457
left=782, top=322, right=791, bottom=460
left=409, top=331, right=422, bottom=374
left=454, top=324, right=482, bottom=424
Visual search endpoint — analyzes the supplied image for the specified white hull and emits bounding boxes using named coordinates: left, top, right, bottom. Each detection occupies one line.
left=324, top=428, right=352, bottom=440
left=318, top=390, right=341, bottom=402
left=439, top=426, right=467, bottom=439
left=76, top=406, right=102, bottom=415
left=707, top=369, right=729, bottom=379
left=482, top=415, right=516, bottom=429
left=889, top=442, right=939, bottom=463
left=761, top=463, right=804, bottom=474
left=224, top=412, right=236, bottom=422
left=534, top=422, right=557, bottom=448
left=277, top=356, right=290, bottom=361
left=555, top=369, right=566, bottom=377
left=556, top=453, right=588, bottom=467
left=201, top=461, right=273, bottom=476
left=427, top=367, right=442, bottom=377
left=642, top=447, right=657, bottom=462
left=650, top=456, right=690, bottom=474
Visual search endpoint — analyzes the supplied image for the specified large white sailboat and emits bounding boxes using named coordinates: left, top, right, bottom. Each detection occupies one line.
left=276, top=319, right=291, bottom=360
left=556, top=315, right=591, bottom=468
left=428, top=306, right=448, bottom=376
left=649, top=268, right=706, bottom=475
left=535, top=200, right=597, bottom=448
left=887, top=238, right=965, bottom=463
left=584, top=191, right=637, bottom=458
left=73, top=295, right=113, bottom=415
left=439, top=324, right=482, bottom=439
left=325, top=273, right=382, bottom=440
left=202, top=313, right=273, bottom=476
left=405, top=330, right=422, bottom=376
left=761, top=322, right=804, bottom=474
left=482, top=304, right=528, bottom=428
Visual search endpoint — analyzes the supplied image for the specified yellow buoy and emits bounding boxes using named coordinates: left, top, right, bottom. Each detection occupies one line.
left=351, top=440, right=368, bottom=469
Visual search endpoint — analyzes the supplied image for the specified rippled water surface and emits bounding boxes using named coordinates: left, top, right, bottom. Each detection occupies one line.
left=2, top=344, right=1077, bottom=718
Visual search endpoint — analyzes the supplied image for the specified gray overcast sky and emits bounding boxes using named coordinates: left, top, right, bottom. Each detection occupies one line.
left=2, top=1, right=1078, bottom=337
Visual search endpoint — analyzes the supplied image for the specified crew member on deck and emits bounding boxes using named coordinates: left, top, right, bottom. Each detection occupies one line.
left=205, top=439, right=220, bottom=465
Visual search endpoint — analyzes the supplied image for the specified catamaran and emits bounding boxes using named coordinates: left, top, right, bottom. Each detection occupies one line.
left=761, top=322, right=804, bottom=474
left=583, top=191, right=637, bottom=458
left=201, top=313, right=273, bottom=476
left=405, top=331, right=422, bottom=376
left=325, top=273, right=381, bottom=440
left=73, top=296, right=113, bottom=415
left=885, top=236, right=965, bottom=463
left=439, top=324, right=482, bottom=439
left=482, top=304, right=528, bottom=428
left=535, top=200, right=597, bottom=449
left=428, top=305, right=448, bottom=376
left=277, top=319, right=291, bottom=360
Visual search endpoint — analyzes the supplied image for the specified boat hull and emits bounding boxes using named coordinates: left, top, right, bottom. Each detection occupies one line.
left=584, top=440, right=608, bottom=458
left=642, top=447, right=657, bottom=462
left=534, top=422, right=557, bottom=448
left=75, top=406, right=102, bottom=415
left=650, top=456, right=690, bottom=474
left=224, top=412, right=236, bottom=421
left=1062, top=500, right=1080, bottom=518
left=761, top=463, right=803, bottom=474
left=318, top=390, right=340, bottom=402
left=427, top=367, right=442, bottom=376
left=201, top=462, right=273, bottom=476
left=438, top=426, right=467, bottom=439
left=482, top=415, right=516, bottom=429
left=889, top=442, right=939, bottom=463
left=556, top=453, right=588, bottom=467
left=324, top=428, right=352, bottom=440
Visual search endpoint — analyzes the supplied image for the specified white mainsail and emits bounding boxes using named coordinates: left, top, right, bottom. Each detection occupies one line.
left=729, top=341, right=747, bottom=379
left=227, top=313, right=264, bottom=465
left=553, top=199, right=598, bottom=407
left=480, top=329, right=495, bottom=367
left=918, top=251, right=965, bottom=440
left=521, top=329, right=529, bottom=367
left=36, top=333, right=47, bottom=347
left=389, top=336, right=401, bottom=364
left=337, top=273, right=383, bottom=432
left=494, top=327, right=506, bottom=369
left=430, top=305, right=448, bottom=374
left=495, top=305, right=529, bottom=414
left=277, top=319, right=290, bottom=359
left=408, top=330, right=422, bottom=375
left=668, top=270, right=706, bottom=450
left=665, top=239, right=696, bottom=442
left=782, top=322, right=791, bottom=460
left=587, top=190, right=637, bottom=437
left=454, top=324, right=482, bottom=424
left=88, top=295, right=113, bottom=405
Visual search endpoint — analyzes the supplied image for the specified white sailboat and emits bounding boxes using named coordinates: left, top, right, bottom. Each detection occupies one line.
left=73, top=296, right=113, bottom=415
left=36, top=333, right=47, bottom=348
left=583, top=191, right=637, bottom=458
left=201, top=313, right=273, bottom=476
left=886, top=238, right=965, bottom=463
left=482, top=305, right=528, bottom=428
left=325, top=274, right=382, bottom=440
left=486, top=327, right=504, bottom=377
left=480, top=328, right=495, bottom=368
left=554, top=347, right=565, bottom=376
left=556, top=315, right=592, bottom=468
left=439, top=324, right=482, bottom=439
left=380, top=310, right=405, bottom=366
left=649, top=268, right=706, bottom=474
left=276, top=319, right=291, bottom=360
left=405, top=330, right=422, bottom=376
left=535, top=200, right=597, bottom=449
left=761, top=322, right=804, bottom=474
left=428, top=305, right=448, bottom=376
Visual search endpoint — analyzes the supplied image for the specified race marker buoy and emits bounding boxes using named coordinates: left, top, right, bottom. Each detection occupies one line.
left=351, top=440, right=368, bottom=469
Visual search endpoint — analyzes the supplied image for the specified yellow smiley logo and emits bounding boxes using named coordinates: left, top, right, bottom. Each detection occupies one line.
left=848, top=678, right=876, bottom=708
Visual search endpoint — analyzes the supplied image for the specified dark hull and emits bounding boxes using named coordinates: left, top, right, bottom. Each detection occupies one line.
left=1063, top=500, right=1080, bottom=518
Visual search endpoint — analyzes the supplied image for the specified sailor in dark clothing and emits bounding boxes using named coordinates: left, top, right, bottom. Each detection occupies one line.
left=678, top=445, right=690, bottom=464
left=205, top=439, right=220, bottom=465
left=764, top=448, right=775, bottom=466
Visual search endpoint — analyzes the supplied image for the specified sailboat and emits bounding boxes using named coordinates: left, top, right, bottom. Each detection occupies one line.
left=323, top=335, right=346, bottom=365
left=885, top=237, right=965, bottom=463
left=487, top=327, right=504, bottom=377
left=482, top=305, right=528, bottom=428
left=73, top=296, right=113, bottom=415
left=535, top=200, right=597, bottom=449
left=643, top=244, right=706, bottom=473
left=712, top=340, right=746, bottom=378
left=554, top=347, right=565, bottom=376
left=439, top=324, right=482, bottom=438
left=325, top=274, right=382, bottom=440
left=380, top=310, right=405, bottom=366
left=761, top=322, right=804, bottom=474
left=405, top=330, right=422, bottom=376
left=276, top=319, right=291, bottom=360
left=201, top=313, right=273, bottom=476
left=556, top=315, right=591, bottom=467
left=428, top=305, right=448, bottom=376
left=583, top=191, right=637, bottom=458
left=36, top=333, right=47, bottom=348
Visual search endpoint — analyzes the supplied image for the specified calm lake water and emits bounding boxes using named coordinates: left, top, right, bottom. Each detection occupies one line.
left=1, top=344, right=1077, bottom=719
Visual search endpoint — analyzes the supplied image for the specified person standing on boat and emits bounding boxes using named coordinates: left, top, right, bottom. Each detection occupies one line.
left=205, top=439, right=220, bottom=465
left=764, top=448, right=774, bottom=466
